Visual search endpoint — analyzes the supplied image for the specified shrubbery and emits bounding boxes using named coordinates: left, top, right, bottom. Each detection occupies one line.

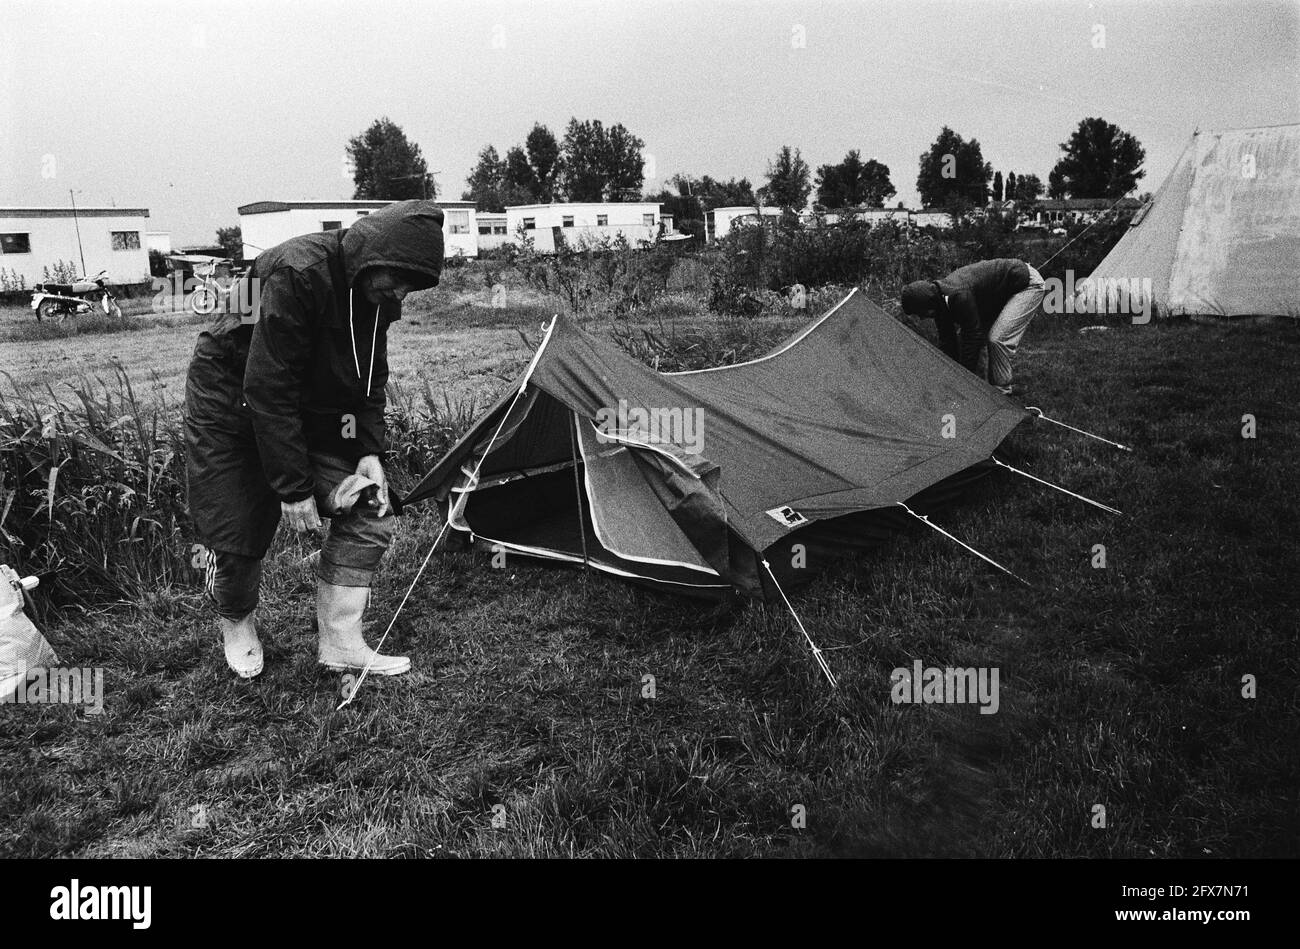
left=1035, top=220, right=1130, bottom=283
left=41, top=260, right=81, bottom=284
left=383, top=379, right=482, bottom=490
left=514, top=233, right=679, bottom=316
left=607, top=313, right=789, bottom=373
left=700, top=213, right=1130, bottom=316
left=705, top=218, right=970, bottom=314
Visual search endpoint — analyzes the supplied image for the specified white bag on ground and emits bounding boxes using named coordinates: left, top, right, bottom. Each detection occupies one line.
left=0, top=565, right=58, bottom=702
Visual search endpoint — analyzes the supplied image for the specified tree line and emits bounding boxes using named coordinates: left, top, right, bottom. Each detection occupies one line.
left=915, top=117, right=1146, bottom=212
left=342, top=115, right=1149, bottom=225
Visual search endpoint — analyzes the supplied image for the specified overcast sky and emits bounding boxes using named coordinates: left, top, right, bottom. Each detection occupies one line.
left=3, top=0, right=1297, bottom=244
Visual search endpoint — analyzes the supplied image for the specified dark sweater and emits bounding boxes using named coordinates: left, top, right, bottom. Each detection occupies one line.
left=933, top=259, right=1032, bottom=371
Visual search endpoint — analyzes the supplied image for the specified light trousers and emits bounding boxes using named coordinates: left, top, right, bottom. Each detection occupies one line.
left=986, top=264, right=1046, bottom=387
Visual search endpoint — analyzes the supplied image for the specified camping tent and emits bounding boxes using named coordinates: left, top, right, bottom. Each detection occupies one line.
left=398, top=289, right=1030, bottom=600
left=1087, top=123, right=1300, bottom=318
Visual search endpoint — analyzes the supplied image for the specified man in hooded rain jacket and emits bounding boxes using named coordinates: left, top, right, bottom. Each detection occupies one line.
left=184, top=200, right=445, bottom=679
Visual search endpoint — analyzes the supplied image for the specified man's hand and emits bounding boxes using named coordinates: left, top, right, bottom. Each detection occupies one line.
left=282, top=496, right=322, bottom=536
left=355, top=454, right=389, bottom=516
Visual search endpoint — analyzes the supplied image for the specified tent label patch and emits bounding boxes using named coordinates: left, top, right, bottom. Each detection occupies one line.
left=767, top=506, right=808, bottom=527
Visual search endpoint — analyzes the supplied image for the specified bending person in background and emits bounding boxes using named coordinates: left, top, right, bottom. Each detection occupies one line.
left=900, top=258, right=1045, bottom=395
left=184, top=200, right=445, bottom=680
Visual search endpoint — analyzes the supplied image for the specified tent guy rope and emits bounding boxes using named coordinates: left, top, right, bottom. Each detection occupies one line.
left=761, top=559, right=838, bottom=688
left=896, top=501, right=1031, bottom=586
left=568, top=417, right=591, bottom=570
left=993, top=457, right=1123, bottom=515
left=1034, top=194, right=1132, bottom=271
left=339, top=317, right=558, bottom=710
left=1025, top=406, right=1133, bottom=452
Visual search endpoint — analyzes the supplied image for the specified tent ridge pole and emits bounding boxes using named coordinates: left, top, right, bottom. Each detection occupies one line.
left=519, top=315, right=559, bottom=393
left=570, top=415, right=591, bottom=572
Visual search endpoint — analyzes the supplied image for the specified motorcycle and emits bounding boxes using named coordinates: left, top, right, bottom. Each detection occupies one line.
left=30, top=270, right=123, bottom=323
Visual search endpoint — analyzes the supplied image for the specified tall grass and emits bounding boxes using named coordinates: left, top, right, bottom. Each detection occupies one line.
left=607, top=311, right=791, bottom=372
left=0, top=366, right=190, bottom=616
left=0, top=305, right=207, bottom=343
left=384, top=378, right=483, bottom=491
left=0, top=366, right=485, bottom=616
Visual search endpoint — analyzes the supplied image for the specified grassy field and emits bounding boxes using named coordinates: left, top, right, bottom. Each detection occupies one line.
left=1, top=284, right=1297, bottom=858
left=0, top=280, right=549, bottom=411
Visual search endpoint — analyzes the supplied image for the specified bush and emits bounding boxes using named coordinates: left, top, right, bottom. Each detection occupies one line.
left=607, top=312, right=789, bottom=373
left=382, top=379, right=483, bottom=491
left=706, top=219, right=967, bottom=313
left=946, top=215, right=1021, bottom=260
left=514, top=234, right=678, bottom=316
left=42, top=260, right=80, bottom=284
left=1036, top=220, right=1130, bottom=284
left=700, top=211, right=1134, bottom=318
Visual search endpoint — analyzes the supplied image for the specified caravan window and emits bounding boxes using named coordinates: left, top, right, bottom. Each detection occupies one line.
left=111, top=231, right=141, bottom=250
left=0, top=233, right=31, bottom=254
left=322, top=221, right=342, bottom=231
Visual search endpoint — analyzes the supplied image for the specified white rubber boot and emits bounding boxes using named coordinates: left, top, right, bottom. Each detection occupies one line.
left=219, top=612, right=263, bottom=679
left=316, top=581, right=410, bottom=676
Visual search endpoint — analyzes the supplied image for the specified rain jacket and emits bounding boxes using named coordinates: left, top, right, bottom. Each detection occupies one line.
left=184, top=200, right=444, bottom=557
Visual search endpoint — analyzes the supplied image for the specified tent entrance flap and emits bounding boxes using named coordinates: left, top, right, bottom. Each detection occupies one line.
left=575, top=415, right=719, bottom=575
left=452, top=395, right=728, bottom=593
left=459, top=470, right=730, bottom=593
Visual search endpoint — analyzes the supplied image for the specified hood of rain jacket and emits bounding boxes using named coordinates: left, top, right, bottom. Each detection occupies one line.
left=194, top=200, right=445, bottom=505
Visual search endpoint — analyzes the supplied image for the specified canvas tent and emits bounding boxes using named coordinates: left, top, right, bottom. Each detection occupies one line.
left=1087, top=123, right=1300, bottom=318
left=398, top=289, right=1030, bottom=599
